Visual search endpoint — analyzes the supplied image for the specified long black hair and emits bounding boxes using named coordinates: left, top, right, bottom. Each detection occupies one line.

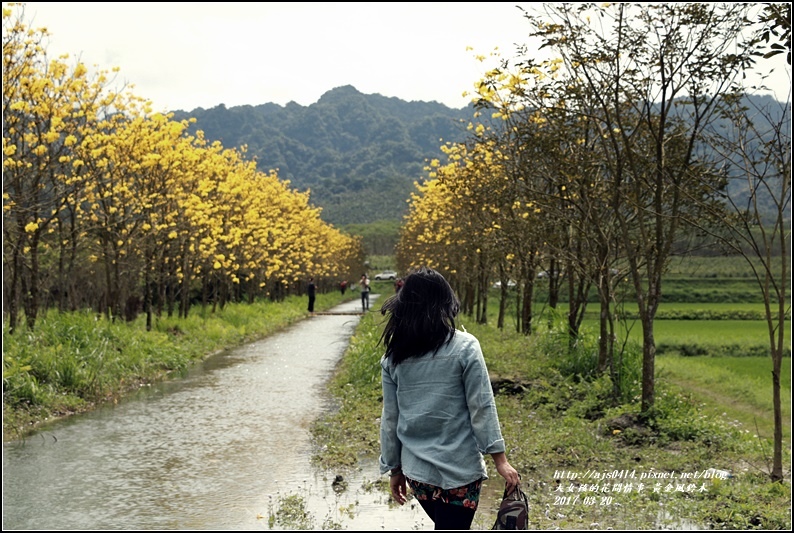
left=379, top=266, right=460, bottom=366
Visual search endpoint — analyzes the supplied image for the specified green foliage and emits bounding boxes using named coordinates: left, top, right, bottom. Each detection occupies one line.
left=264, top=489, right=351, bottom=530
left=695, top=473, right=793, bottom=529
left=456, top=318, right=548, bottom=379
left=667, top=255, right=788, bottom=278
left=636, top=386, right=752, bottom=449
left=567, top=317, right=792, bottom=358
left=267, top=493, right=315, bottom=530
left=366, top=255, right=396, bottom=272
left=507, top=312, right=642, bottom=403
left=655, top=279, right=780, bottom=303
left=534, top=317, right=601, bottom=380
left=532, top=279, right=779, bottom=305
left=610, top=342, right=644, bottom=403
left=342, top=219, right=401, bottom=256
left=651, top=307, right=786, bottom=320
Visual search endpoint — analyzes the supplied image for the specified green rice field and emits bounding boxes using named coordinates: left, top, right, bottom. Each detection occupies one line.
left=657, top=355, right=791, bottom=444
left=523, top=301, right=790, bottom=356
left=604, top=319, right=790, bottom=348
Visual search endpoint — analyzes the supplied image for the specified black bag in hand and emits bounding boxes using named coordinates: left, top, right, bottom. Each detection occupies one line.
left=492, top=482, right=529, bottom=530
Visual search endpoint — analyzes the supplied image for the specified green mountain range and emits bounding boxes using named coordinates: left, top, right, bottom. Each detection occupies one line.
left=171, top=85, right=475, bottom=226
left=171, top=88, right=789, bottom=234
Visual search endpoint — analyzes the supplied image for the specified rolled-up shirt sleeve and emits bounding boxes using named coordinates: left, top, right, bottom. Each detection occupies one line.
left=462, top=338, right=506, bottom=455
left=379, top=358, right=402, bottom=474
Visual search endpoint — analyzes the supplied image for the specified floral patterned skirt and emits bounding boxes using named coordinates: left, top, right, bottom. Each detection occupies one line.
left=406, top=477, right=483, bottom=511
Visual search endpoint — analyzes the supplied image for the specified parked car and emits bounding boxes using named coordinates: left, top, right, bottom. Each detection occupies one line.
left=492, top=280, right=517, bottom=289
left=374, top=270, right=397, bottom=280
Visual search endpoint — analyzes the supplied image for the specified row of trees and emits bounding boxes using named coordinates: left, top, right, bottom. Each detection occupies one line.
left=396, top=3, right=790, bottom=480
left=2, top=4, right=364, bottom=334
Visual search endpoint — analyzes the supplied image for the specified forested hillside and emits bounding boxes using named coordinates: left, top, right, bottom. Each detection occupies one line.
left=171, top=89, right=789, bottom=231
left=171, top=85, right=475, bottom=225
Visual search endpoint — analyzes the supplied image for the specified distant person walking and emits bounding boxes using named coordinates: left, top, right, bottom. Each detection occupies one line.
left=360, top=274, right=370, bottom=311
left=307, top=277, right=316, bottom=315
left=340, top=280, right=348, bottom=295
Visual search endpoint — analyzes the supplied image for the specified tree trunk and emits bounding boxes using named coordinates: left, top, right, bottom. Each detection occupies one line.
left=24, top=233, right=41, bottom=330
left=5, top=229, right=22, bottom=333
left=639, top=315, right=656, bottom=416
left=596, top=259, right=615, bottom=373
left=179, top=258, right=192, bottom=319
left=771, top=349, right=782, bottom=480
left=103, top=245, right=113, bottom=321
left=548, top=258, right=561, bottom=309
left=497, top=283, right=507, bottom=330
left=521, top=282, right=533, bottom=335
left=144, top=256, right=153, bottom=331
left=477, top=264, right=488, bottom=325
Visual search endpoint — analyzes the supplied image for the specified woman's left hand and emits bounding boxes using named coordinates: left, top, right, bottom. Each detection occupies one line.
left=389, top=472, right=407, bottom=505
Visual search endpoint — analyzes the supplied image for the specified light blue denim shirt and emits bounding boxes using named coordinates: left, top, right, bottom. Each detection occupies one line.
left=378, top=329, right=506, bottom=489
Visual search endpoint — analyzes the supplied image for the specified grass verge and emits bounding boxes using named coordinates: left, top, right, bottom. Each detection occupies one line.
left=310, top=312, right=792, bottom=530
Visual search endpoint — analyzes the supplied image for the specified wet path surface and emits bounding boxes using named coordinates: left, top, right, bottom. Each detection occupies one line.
left=3, top=295, right=432, bottom=530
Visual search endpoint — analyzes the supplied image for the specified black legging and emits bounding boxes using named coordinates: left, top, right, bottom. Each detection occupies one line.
left=361, top=290, right=369, bottom=310
left=416, top=499, right=476, bottom=530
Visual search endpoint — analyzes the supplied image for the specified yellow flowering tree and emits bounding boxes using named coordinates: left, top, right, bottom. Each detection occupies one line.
left=2, top=4, right=129, bottom=330
left=2, top=3, right=363, bottom=331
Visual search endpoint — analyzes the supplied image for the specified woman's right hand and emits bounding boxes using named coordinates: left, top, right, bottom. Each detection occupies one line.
left=491, top=452, right=520, bottom=493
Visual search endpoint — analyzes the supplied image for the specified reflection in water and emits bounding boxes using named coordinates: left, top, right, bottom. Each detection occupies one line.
left=2, top=297, right=426, bottom=530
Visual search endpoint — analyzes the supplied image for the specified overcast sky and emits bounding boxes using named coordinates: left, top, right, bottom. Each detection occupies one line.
left=12, top=2, right=792, bottom=113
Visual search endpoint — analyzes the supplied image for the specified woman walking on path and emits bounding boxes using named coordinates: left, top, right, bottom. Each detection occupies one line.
left=377, top=266, right=519, bottom=530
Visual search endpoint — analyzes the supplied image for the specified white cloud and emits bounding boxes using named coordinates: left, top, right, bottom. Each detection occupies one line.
left=17, top=2, right=538, bottom=111
left=12, top=2, right=791, bottom=113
